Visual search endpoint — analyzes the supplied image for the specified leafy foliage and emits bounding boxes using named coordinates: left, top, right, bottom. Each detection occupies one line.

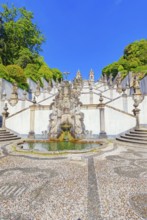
left=0, top=4, right=62, bottom=88
left=38, top=64, right=53, bottom=81
left=24, top=64, right=40, bottom=82
left=0, top=64, right=8, bottom=79
left=6, top=64, right=28, bottom=89
left=52, top=68, right=62, bottom=80
left=102, top=39, right=147, bottom=79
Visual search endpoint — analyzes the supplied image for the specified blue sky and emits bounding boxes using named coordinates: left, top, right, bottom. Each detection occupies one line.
left=0, top=0, right=147, bottom=80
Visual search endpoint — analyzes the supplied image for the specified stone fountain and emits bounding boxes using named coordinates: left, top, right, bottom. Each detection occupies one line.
left=49, top=78, right=85, bottom=141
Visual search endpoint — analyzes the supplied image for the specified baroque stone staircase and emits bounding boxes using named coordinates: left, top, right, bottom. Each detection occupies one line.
left=0, top=128, right=21, bottom=142
left=116, top=128, right=147, bottom=145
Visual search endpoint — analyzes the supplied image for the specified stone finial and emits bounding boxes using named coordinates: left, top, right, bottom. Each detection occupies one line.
left=89, top=69, right=94, bottom=82
left=2, top=90, right=6, bottom=101
left=99, top=93, right=103, bottom=103
left=35, top=80, right=41, bottom=97
left=76, top=70, right=81, bottom=79
left=56, top=78, right=59, bottom=85
left=9, top=83, right=18, bottom=106
left=4, top=103, right=8, bottom=113
left=47, top=80, right=52, bottom=93
left=103, top=74, right=107, bottom=84
left=116, top=72, right=122, bottom=93
left=126, top=80, right=129, bottom=89
left=32, top=96, right=37, bottom=104
left=89, top=81, right=93, bottom=91
left=12, top=82, right=18, bottom=94
left=133, top=75, right=141, bottom=95
left=109, top=73, right=113, bottom=87
left=122, top=87, right=127, bottom=97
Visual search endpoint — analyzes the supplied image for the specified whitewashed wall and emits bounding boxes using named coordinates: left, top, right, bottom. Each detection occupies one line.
left=102, top=88, right=121, bottom=100
left=80, top=93, right=110, bottom=105
left=38, top=94, right=56, bottom=105
left=6, top=108, right=52, bottom=135
left=107, top=95, right=147, bottom=125
left=6, top=100, right=32, bottom=116
left=105, top=107, right=136, bottom=135
left=81, top=109, right=100, bottom=134
left=34, top=109, right=52, bottom=134
left=6, top=108, right=30, bottom=134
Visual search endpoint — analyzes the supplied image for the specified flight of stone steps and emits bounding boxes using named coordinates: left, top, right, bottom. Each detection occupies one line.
left=116, top=128, right=147, bottom=145
left=0, top=128, right=21, bottom=142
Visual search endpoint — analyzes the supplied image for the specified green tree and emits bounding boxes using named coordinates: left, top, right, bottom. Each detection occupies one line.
left=102, top=39, right=147, bottom=79
left=24, top=63, right=40, bottom=82
left=38, top=64, right=53, bottom=81
left=52, top=68, right=62, bottom=80
left=14, top=48, right=37, bottom=68
left=0, top=4, right=62, bottom=86
left=0, top=4, right=44, bottom=65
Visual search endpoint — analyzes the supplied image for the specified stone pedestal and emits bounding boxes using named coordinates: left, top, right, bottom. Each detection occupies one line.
left=28, top=105, right=35, bottom=139
left=99, top=108, right=107, bottom=138
left=28, top=131, right=35, bottom=139
left=2, top=103, right=9, bottom=128
left=98, top=94, right=107, bottom=139
left=133, top=107, right=140, bottom=129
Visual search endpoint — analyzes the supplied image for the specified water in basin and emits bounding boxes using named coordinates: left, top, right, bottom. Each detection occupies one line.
left=22, top=142, right=100, bottom=152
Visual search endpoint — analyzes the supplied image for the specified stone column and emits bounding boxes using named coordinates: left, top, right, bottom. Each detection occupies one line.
left=98, top=94, right=107, bottom=138
left=28, top=104, right=36, bottom=139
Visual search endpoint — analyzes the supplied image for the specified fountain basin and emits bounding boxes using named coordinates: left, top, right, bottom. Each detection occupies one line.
left=18, top=141, right=102, bottom=153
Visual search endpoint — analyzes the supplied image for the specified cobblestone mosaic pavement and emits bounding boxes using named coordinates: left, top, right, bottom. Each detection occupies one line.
left=0, top=141, right=146, bottom=220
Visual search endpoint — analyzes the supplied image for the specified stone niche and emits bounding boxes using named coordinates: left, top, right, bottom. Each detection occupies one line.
left=49, top=80, right=85, bottom=139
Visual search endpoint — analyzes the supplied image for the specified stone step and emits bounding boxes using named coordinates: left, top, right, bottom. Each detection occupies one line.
left=134, top=128, right=147, bottom=132
left=0, top=137, right=21, bottom=142
left=0, top=135, right=18, bottom=139
left=0, top=133, right=15, bottom=137
left=0, top=130, right=10, bottom=134
left=121, top=134, right=147, bottom=141
left=116, top=137, right=147, bottom=145
left=125, top=133, right=147, bottom=138
left=130, top=130, right=147, bottom=135
left=0, top=128, right=21, bottom=142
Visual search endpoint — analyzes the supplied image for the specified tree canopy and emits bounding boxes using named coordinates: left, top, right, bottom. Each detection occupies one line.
left=0, top=4, right=62, bottom=90
left=102, top=39, right=147, bottom=79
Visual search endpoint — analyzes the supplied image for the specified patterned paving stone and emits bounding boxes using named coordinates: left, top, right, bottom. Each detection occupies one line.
left=129, top=194, right=147, bottom=219
left=0, top=141, right=146, bottom=219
